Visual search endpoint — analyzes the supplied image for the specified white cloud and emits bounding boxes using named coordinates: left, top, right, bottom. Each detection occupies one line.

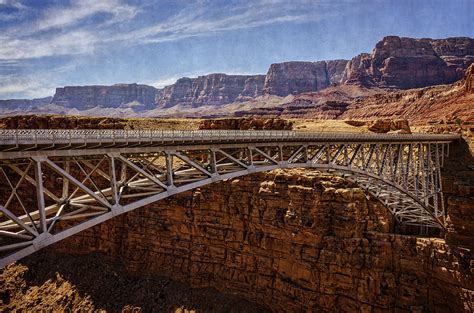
left=0, top=31, right=98, bottom=60
left=0, top=79, right=56, bottom=99
left=0, top=64, right=75, bottom=98
left=0, top=0, right=335, bottom=61
left=150, top=77, right=182, bottom=89
left=111, top=2, right=323, bottom=45
left=0, top=0, right=140, bottom=60
left=0, top=0, right=347, bottom=99
left=0, top=0, right=25, bottom=9
left=31, top=0, right=139, bottom=33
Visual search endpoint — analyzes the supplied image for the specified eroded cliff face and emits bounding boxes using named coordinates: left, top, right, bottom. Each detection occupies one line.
left=342, top=36, right=474, bottom=89
left=52, top=84, right=159, bottom=109
left=0, top=97, right=52, bottom=111
left=263, top=60, right=349, bottom=96
left=243, top=61, right=474, bottom=122
left=10, top=36, right=470, bottom=115
left=465, top=64, right=474, bottom=93
left=198, top=117, right=293, bottom=130
left=158, top=74, right=265, bottom=108
left=41, top=169, right=473, bottom=312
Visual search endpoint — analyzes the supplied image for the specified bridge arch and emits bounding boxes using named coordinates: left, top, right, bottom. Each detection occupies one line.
left=0, top=129, right=458, bottom=267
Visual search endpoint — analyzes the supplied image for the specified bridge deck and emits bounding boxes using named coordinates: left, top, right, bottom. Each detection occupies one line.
left=0, top=129, right=460, bottom=147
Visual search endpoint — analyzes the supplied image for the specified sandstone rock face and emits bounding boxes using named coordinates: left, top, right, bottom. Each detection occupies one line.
left=465, top=64, right=474, bottom=93
left=0, top=115, right=129, bottom=129
left=47, top=169, right=473, bottom=312
left=198, top=117, right=293, bottom=130
left=237, top=75, right=267, bottom=101
left=0, top=97, right=52, bottom=111
left=3, top=36, right=472, bottom=115
left=158, top=74, right=265, bottom=108
left=441, top=134, right=474, bottom=250
left=158, top=78, right=193, bottom=108
left=52, top=84, right=159, bottom=109
left=263, top=60, right=349, bottom=96
left=366, top=119, right=412, bottom=133
left=342, top=36, right=474, bottom=89
left=326, top=59, right=351, bottom=84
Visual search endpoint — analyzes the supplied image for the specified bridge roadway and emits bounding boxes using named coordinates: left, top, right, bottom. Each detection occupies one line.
left=0, top=129, right=461, bottom=153
left=0, top=129, right=460, bottom=267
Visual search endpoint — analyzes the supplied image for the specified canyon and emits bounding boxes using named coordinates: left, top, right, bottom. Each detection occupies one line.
left=0, top=116, right=472, bottom=312
left=0, top=35, right=473, bottom=312
left=1, top=163, right=472, bottom=311
left=235, top=63, right=474, bottom=122
left=1, top=36, right=473, bottom=117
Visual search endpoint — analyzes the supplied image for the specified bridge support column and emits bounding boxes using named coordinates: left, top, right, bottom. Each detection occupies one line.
left=32, top=157, right=47, bottom=233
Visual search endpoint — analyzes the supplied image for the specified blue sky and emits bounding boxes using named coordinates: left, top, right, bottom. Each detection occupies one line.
left=0, top=0, right=473, bottom=99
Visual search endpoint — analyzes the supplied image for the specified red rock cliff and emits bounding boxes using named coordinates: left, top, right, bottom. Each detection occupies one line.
left=263, top=60, right=349, bottom=96
left=342, top=36, right=474, bottom=89
left=52, top=83, right=159, bottom=109
left=47, top=169, right=473, bottom=312
left=157, top=74, right=265, bottom=108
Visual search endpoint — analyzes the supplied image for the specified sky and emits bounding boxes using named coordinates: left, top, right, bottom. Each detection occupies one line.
left=0, top=0, right=473, bottom=99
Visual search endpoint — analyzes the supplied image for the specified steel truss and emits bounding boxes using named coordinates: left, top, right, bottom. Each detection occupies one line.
left=0, top=130, right=456, bottom=267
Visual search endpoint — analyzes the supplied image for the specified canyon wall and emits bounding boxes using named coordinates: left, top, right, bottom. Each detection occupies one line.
left=157, top=74, right=265, bottom=108
left=0, top=97, right=52, bottom=110
left=342, top=36, right=474, bottom=89
left=2, top=36, right=472, bottom=114
left=465, top=63, right=474, bottom=93
left=52, top=84, right=159, bottom=109
left=262, top=60, right=348, bottom=96
left=242, top=62, right=474, bottom=122
left=47, top=169, right=473, bottom=312
left=198, top=117, right=293, bottom=130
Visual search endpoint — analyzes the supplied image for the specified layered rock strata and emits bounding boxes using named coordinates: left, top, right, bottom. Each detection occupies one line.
left=43, top=169, right=473, bottom=312
left=4, top=36, right=470, bottom=113
left=342, top=36, right=474, bottom=89
left=0, top=97, right=52, bottom=111
left=465, top=64, right=474, bottom=93
left=344, top=119, right=412, bottom=134
left=240, top=62, right=474, bottom=122
left=0, top=115, right=129, bottom=129
left=262, top=60, right=348, bottom=96
left=52, top=84, right=159, bottom=109
left=157, top=74, right=266, bottom=108
left=198, top=117, right=293, bottom=130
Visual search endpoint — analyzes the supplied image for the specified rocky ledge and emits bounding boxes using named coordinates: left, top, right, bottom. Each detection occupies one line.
left=198, top=117, right=293, bottom=130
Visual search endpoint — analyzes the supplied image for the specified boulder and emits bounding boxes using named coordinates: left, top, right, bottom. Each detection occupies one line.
left=344, top=120, right=367, bottom=127
left=368, top=119, right=392, bottom=133
left=367, top=119, right=411, bottom=133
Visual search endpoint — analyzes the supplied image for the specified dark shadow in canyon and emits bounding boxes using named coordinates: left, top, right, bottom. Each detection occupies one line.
left=441, top=137, right=474, bottom=250
left=16, top=251, right=271, bottom=312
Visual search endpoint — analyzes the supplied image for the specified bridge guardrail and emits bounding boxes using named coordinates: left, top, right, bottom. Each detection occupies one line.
left=0, top=129, right=460, bottom=146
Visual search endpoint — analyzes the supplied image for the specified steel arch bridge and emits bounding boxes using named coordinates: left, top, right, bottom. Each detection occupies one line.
left=0, top=129, right=459, bottom=267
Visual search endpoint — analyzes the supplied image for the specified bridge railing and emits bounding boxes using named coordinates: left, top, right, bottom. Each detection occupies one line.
left=0, top=129, right=460, bottom=146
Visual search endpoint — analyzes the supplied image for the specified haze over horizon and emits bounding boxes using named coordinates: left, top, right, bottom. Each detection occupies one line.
left=0, top=0, right=473, bottom=100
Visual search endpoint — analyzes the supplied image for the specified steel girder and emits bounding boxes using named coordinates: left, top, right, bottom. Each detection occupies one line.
left=0, top=141, right=450, bottom=267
